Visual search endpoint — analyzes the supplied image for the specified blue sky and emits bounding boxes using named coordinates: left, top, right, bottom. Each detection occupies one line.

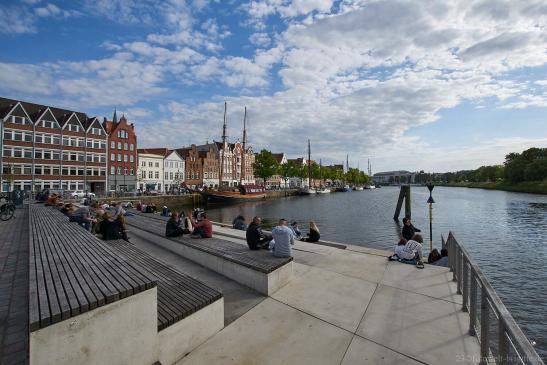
left=1, top=0, right=546, bottom=173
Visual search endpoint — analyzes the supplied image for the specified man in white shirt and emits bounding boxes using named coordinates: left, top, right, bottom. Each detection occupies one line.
left=398, top=234, right=424, bottom=268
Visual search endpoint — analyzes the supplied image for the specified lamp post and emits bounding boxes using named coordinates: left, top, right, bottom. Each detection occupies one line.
left=426, top=183, right=435, bottom=252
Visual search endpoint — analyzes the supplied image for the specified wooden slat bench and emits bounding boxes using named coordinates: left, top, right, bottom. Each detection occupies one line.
left=29, top=204, right=157, bottom=331
left=29, top=204, right=225, bottom=365
left=123, top=213, right=294, bottom=295
left=104, top=239, right=222, bottom=330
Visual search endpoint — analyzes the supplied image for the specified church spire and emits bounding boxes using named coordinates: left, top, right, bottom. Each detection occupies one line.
left=113, top=108, right=118, bottom=124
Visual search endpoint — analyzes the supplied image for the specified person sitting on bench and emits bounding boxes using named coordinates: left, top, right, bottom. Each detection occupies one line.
left=271, top=218, right=294, bottom=258
left=246, top=216, right=272, bottom=250
left=114, top=214, right=129, bottom=241
left=69, top=205, right=96, bottom=231
left=191, top=212, right=213, bottom=238
left=166, top=212, right=188, bottom=237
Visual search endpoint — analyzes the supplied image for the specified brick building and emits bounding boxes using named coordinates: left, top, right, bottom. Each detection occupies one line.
left=0, top=97, right=107, bottom=193
left=103, top=111, right=138, bottom=192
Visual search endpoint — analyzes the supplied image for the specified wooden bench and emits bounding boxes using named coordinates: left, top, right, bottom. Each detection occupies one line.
left=123, top=213, right=294, bottom=295
left=29, top=204, right=157, bottom=331
left=29, top=205, right=224, bottom=365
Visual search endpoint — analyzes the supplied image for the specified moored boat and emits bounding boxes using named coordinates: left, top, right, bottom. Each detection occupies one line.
left=201, top=185, right=266, bottom=203
left=353, top=186, right=364, bottom=191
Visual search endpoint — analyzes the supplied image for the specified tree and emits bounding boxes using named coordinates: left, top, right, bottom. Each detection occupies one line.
left=253, top=150, right=280, bottom=186
left=279, top=160, right=301, bottom=188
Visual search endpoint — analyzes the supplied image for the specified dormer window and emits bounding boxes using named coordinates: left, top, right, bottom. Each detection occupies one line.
left=68, top=123, right=81, bottom=132
left=11, top=116, right=29, bottom=125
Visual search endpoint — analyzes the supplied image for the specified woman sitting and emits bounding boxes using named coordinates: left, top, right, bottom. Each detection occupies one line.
left=397, top=234, right=425, bottom=269
left=166, top=212, right=186, bottom=237
left=232, top=215, right=247, bottom=231
left=301, top=221, right=320, bottom=242
left=427, top=249, right=442, bottom=264
left=99, top=212, right=121, bottom=240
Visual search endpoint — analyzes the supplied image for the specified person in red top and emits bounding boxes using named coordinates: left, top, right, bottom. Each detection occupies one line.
left=191, top=213, right=213, bottom=238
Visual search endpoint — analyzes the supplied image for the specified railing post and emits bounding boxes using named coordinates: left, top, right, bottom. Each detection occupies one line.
left=480, top=286, right=490, bottom=365
left=462, top=259, right=469, bottom=312
left=456, top=247, right=462, bottom=294
left=469, top=268, right=477, bottom=336
left=498, top=319, right=508, bottom=365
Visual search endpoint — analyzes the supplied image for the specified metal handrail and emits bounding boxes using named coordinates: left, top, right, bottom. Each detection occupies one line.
left=443, top=232, right=543, bottom=365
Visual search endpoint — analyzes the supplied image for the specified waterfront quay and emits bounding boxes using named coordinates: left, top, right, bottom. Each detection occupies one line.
left=5, top=204, right=540, bottom=365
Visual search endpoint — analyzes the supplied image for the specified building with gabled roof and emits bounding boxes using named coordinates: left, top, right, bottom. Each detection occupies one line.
left=0, top=97, right=107, bottom=193
left=103, top=111, right=138, bottom=192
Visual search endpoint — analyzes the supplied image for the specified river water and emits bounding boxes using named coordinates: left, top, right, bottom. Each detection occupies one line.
left=171, top=186, right=547, bottom=357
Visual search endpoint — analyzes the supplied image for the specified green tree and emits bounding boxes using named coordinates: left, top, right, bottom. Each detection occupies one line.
left=253, top=150, right=280, bottom=186
left=279, top=160, right=301, bottom=188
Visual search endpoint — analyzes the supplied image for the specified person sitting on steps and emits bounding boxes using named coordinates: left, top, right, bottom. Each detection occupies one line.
left=402, top=217, right=421, bottom=241
left=246, top=216, right=272, bottom=250
left=166, top=212, right=188, bottom=237
left=271, top=218, right=295, bottom=258
left=191, top=212, right=213, bottom=238
left=397, top=233, right=425, bottom=269
left=301, top=221, right=320, bottom=242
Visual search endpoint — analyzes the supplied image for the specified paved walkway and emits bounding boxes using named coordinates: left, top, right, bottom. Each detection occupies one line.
left=174, top=225, right=480, bottom=365
left=0, top=206, right=29, bottom=365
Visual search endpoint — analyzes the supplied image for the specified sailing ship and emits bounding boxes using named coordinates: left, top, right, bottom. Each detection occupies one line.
left=200, top=103, right=266, bottom=203
left=336, top=154, right=352, bottom=192
left=317, top=159, right=331, bottom=194
left=298, top=139, right=316, bottom=195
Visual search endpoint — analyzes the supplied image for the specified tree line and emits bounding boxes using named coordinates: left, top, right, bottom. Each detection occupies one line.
left=414, top=147, right=547, bottom=184
left=253, top=149, right=371, bottom=186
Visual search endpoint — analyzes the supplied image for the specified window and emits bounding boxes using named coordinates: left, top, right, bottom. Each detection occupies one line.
left=170, top=172, right=173, bottom=180
left=117, top=154, right=122, bottom=162
left=130, top=169, right=134, bottom=175
left=11, top=116, right=27, bottom=125
left=35, top=150, right=43, bottom=159
left=123, top=154, right=128, bottom=162
left=165, top=172, right=169, bottom=180
left=117, top=142, right=122, bottom=149
left=91, top=127, right=103, bottom=135
left=130, top=155, right=134, bottom=163
left=35, top=134, right=43, bottom=143
left=117, top=167, right=121, bottom=174
left=124, top=143, right=128, bottom=150
left=111, top=141, right=115, bottom=149
left=111, top=153, right=115, bottom=161
left=155, top=172, right=159, bottom=179
left=141, top=161, right=145, bottom=167
left=142, top=171, right=146, bottom=178
left=52, top=136, right=60, bottom=145
left=130, top=144, right=134, bottom=151
left=148, top=171, right=153, bottom=179
left=155, top=162, right=159, bottom=168
left=124, top=168, right=128, bottom=175
left=148, top=161, right=152, bottom=167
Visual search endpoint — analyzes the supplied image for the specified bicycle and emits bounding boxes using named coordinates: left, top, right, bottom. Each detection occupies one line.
left=0, top=200, right=15, bottom=221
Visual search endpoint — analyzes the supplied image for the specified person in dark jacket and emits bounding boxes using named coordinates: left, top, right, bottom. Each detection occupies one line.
left=232, top=215, right=247, bottom=231
left=402, top=217, right=421, bottom=241
left=301, top=221, right=320, bottom=242
left=246, top=216, right=271, bottom=250
left=99, top=212, right=121, bottom=240
left=166, top=212, right=186, bottom=237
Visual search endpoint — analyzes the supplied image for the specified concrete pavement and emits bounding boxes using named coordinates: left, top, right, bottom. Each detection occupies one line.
left=168, top=224, right=480, bottom=365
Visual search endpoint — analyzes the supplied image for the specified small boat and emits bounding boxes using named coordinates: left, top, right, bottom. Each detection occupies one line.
left=298, top=187, right=316, bottom=195
left=364, top=184, right=376, bottom=189
left=317, top=187, right=331, bottom=194
left=353, top=186, right=364, bottom=191
left=336, top=185, right=352, bottom=192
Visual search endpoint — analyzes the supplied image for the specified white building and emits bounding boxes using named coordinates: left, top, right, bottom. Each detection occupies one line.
left=163, top=150, right=185, bottom=193
left=373, top=170, right=416, bottom=185
left=137, top=149, right=164, bottom=192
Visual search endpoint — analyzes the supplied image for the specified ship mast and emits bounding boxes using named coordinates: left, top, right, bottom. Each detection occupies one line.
left=308, top=139, right=311, bottom=188
left=219, top=102, right=227, bottom=188
left=240, top=106, right=247, bottom=185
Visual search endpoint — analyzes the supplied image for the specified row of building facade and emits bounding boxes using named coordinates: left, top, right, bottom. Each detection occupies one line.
left=0, top=97, right=263, bottom=194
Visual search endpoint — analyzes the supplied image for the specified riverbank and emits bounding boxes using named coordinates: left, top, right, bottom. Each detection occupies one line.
left=99, top=189, right=300, bottom=207
left=438, top=180, right=547, bottom=195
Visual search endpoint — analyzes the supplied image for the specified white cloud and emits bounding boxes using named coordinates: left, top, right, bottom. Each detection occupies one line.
left=0, top=6, right=36, bottom=34
left=34, top=3, right=80, bottom=18
left=249, top=32, right=271, bottom=47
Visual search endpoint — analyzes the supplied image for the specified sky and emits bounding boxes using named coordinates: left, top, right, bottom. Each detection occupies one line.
left=1, top=0, right=546, bottom=173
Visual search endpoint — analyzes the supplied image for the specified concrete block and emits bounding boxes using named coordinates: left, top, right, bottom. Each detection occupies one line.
left=30, top=288, right=158, bottom=365
left=158, top=298, right=224, bottom=365
left=272, top=266, right=377, bottom=332
left=177, top=298, right=353, bottom=365
left=315, top=250, right=388, bottom=283
left=356, top=285, right=480, bottom=365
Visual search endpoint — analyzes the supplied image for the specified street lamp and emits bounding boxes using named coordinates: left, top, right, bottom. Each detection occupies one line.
left=426, top=183, right=435, bottom=252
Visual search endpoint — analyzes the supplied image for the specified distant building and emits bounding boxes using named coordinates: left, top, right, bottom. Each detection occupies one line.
left=0, top=97, right=107, bottom=193
left=373, top=170, right=416, bottom=184
left=163, top=150, right=185, bottom=193
left=103, top=111, right=137, bottom=192
left=136, top=149, right=165, bottom=192
left=287, top=157, right=307, bottom=188
left=264, top=152, right=288, bottom=189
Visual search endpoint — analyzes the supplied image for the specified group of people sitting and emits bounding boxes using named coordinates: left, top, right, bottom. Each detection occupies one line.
left=389, top=217, right=448, bottom=269
left=56, top=199, right=130, bottom=241
left=165, top=209, right=213, bottom=239
left=244, top=216, right=321, bottom=258
left=234, top=216, right=321, bottom=242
